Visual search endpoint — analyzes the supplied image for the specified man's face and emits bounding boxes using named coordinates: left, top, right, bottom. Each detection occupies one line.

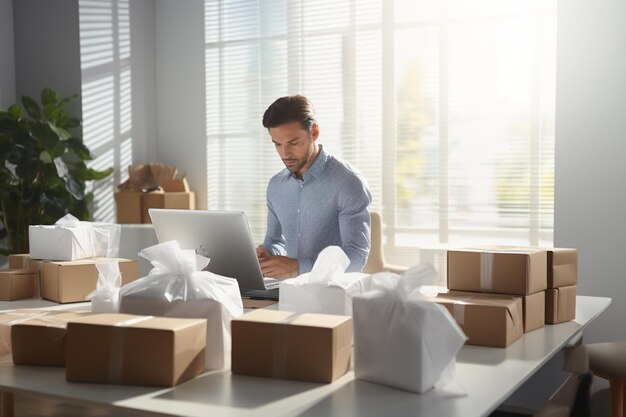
left=268, top=121, right=319, bottom=177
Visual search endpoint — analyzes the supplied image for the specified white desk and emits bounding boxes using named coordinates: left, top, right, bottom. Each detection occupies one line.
left=0, top=296, right=611, bottom=417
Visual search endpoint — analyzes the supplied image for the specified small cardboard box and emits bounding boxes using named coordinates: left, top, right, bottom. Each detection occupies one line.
left=443, top=290, right=544, bottom=334
left=447, top=248, right=547, bottom=295
left=0, top=270, right=36, bottom=301
left=231, top=309, right=352, bottom=383
left=8, top=254, right=36, bottom=271
left=432, top=292, right=524, bottom=347
left=11, top=311, right=92, bottom=366
left=546, top=285, right=576, bottom=324
left=41, top=258, right=139, bottom=303
left=547, top=248, right=578, bottom=288
left=66, top=314, right=207, bottom=387
left=140, top=190, right=196, bottom=224
left=9, top=254, right=46, bottom=298
left=114, top=191, right=142, bottom=224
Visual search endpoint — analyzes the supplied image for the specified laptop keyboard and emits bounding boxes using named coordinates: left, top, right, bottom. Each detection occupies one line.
left=243, top=288, right=279, bottom=300
left=263, top=278, right=280, bottom=290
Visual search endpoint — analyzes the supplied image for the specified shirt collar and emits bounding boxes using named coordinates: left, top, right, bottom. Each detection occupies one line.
left=301, top=145, right=328, bottom=182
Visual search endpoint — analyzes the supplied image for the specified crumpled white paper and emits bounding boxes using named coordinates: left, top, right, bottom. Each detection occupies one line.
left=86, top=261, right=122, bottom=313
left=353, top=264, right=468, bottom=394
left=279, top=246, right=371, bottom=316
left=119, top=240, right=244, bottom=370
left=28, top=214, right=121, bottom=261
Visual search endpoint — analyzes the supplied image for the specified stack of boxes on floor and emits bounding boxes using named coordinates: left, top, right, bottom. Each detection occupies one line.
left=438, top=247, right=578, bottom=347
left=114, top=163, right=196, bottom=224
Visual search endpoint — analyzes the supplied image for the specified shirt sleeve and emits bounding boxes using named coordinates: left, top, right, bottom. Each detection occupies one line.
left=262, top=196, right=287, bottom=256
left=338, top=174, right=373, bottom=272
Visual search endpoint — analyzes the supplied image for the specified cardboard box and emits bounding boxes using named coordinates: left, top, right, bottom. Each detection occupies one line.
left=443, top=290, right=544, bottom=334
left=66, top=314, right=207, bottom=387
left=1, top=309, right=49, bottom=355
left=140, top=191, right=195, bottom=224
left=11, top=311, right=92, bottom=366
left=0, top=270, right=36, bottom=301
left=119, top=298, right=226, bottom=371
left=447, top=248, right=547, bottom=295
left=114, top=191, right=142, bottom=224
left=9, top=254, right=45, bottom=298
left=431, top=292, right=524, bottom=347
left=232, top=309, right=352, bottom=383
left=546, top=248, right=578, bottom=288
left=546, top=285, right=576, bottom=324
left=41, top=258, right=139, bottom=303
left=522, top=290, right=546, bottom=333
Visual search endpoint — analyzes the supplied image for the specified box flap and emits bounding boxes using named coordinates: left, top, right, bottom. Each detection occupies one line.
left=69, top=313, right=205, bottom=331
left=235, top=309, right=350, bottom=328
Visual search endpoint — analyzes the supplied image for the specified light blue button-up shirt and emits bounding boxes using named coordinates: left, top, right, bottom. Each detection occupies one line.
left=263, top=146, right=372, bottom=273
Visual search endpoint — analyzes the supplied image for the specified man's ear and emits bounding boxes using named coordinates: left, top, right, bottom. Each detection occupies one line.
left=311, top=123, right=320, bottom=140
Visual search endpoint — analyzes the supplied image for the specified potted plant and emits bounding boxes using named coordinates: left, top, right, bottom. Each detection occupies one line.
left=0, top=87, right=112, bottom=255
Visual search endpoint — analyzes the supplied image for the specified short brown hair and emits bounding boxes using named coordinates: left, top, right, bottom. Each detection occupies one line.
left=262, top=95, right=317, bottom=132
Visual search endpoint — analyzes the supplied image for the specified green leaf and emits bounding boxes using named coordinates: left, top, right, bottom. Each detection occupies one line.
left=22, top=96, right=42, bottom=120
left=57, top=94, right=77, bottom=109
left=48, top=122, right=70, bottom=140
left=43, top=103, right=60, bottom=122
left=85, top=191, right=94, bottom=203
left=8, top=104, right=23, bottom=119
left=41, top=87, right=59, bottom=106
left=29, top=121, right=63, bottom=157
left=66, top=137, right=93, bottom=160
left=41, top=193, right=67, bottom=219
left=39, top=150, right=53, bottom=164
left=88, top=166, right=113, bottom=180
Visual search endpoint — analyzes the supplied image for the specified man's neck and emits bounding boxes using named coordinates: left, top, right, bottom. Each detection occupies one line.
left=295, top=144, right=320, bottom=180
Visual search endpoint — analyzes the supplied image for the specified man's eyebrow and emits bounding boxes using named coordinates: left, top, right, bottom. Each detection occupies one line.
left=288, top=138, right=300, bottom=144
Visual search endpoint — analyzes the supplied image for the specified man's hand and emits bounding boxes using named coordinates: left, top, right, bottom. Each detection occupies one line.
left=259, top=255, right=299, bottom=279
left=256, top=245, right=271, bottom=260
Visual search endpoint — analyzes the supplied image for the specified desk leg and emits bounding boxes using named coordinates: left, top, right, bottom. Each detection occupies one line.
left=610, top=379, right=624, bottom=417
left=0, top=391, right=14, bottom=417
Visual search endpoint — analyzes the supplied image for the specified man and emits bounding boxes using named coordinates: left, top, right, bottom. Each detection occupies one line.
left=257, top=95, right=372, bottom=279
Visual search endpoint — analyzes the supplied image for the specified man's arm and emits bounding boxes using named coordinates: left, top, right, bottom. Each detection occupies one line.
left=262, top=199, right=286, bottom=256
left=338, top=174, right=373, bottom=272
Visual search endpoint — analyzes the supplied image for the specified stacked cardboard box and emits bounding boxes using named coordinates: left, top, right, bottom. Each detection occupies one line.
left=114, top=163, right=196, bottom=224
left=6, top=254, right=140, bottom=304
left=544, top=248, right=578, bottom=324
left=444, top=247, right=578, bottom=346
left=442, top=247, right=549, bottom=347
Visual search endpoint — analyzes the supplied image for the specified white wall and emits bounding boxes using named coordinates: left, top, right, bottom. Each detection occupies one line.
left=0, top=0, right=15, bottom=108
left=555, top=0, right=626, bottom=344
left=155, top=0, right=207, bottom=209
left=13, top=0, right=82, bottom=119
left=130, top=0, right=158, bottom=164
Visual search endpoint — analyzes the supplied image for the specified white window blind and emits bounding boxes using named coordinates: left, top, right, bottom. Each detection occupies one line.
left=204, top=0, right=556, bottom=269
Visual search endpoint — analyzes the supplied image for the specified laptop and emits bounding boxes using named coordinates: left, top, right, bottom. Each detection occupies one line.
left=148, top=209, right=279, bottom=300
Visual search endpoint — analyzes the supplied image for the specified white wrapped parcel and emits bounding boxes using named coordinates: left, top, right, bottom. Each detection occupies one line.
left=279, top=246, right=370, bottom=316
left=29, top=214, right=121, bottom=261
left=353, top=265, right=467, bottom=394
left=86, top=261, right=122, bottom=313
left=119, top=240, right=243, bottom=371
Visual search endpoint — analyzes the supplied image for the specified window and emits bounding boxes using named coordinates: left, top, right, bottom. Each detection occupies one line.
left=204, top=0, right=556, bottom=271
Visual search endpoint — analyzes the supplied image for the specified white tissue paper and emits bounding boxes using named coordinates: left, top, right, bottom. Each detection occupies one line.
left=353, top=264, right=468, bottom=394
left=279, top=246, right=371, bottom=316
left=119, top=240, right=244, bottom=371
left=86, top=262, right=122, bottom=313
left=28, top=214, right=121, bottom=261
